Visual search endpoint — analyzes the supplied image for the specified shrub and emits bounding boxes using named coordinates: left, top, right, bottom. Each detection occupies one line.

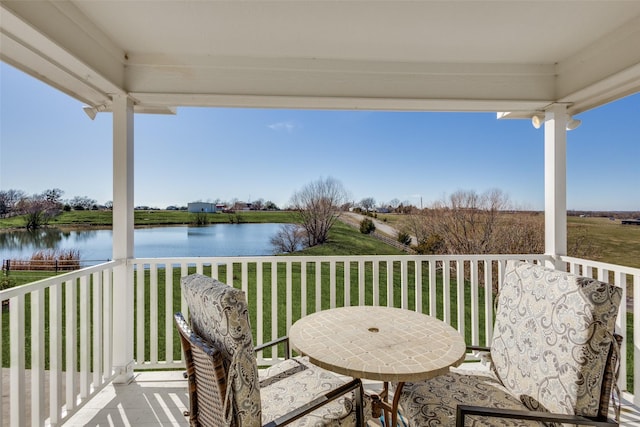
left=397, top=230, right=412, bottom=246
left=192, top=212, right=210, bottom=226
left=414, top=234, right=446, bottom=254
left=0, top=276, right=15, bottom=291
left=360, top=218, right=376, bottom=234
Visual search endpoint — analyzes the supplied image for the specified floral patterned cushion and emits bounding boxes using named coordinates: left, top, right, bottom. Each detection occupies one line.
left=399, top=367, right=544, bottom=426
left=398, top=260, right=622, bottom=426
left=491, top=260, right=622, bottom=418
left=181, top=274, right=364, bottom=427
left=181, top=274, right=262, bottom=426
left=259, top=357, right=361, bottom=426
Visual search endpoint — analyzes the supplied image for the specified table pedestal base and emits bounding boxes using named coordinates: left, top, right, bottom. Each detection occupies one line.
left=370, top=382, right=405, bottom=427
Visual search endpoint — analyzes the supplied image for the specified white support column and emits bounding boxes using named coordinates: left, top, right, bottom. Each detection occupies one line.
left=112, top=94, right=135, bottom=383
left=544, top=103, right=568, bottom=268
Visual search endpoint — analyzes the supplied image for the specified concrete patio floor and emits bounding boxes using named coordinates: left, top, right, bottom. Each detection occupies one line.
left=3, top=368, right=639, bottom=426
left=61, top=370, right=640, bottom=426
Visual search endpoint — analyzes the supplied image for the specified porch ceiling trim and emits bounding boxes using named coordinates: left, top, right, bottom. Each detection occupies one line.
left=1, top=1, right=639, bottom=116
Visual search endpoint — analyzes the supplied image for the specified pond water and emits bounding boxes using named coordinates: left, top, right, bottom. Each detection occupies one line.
left=0, top=223, right=285, bottom=264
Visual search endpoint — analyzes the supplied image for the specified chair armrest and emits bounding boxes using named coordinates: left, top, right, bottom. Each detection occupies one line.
left=456, top=405, right=618, bottom=427
left=254, top=336, right=291, bottom=359
left=263, top=378, right=364, bottom=427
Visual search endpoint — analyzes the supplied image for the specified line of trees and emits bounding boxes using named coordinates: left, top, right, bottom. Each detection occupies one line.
left=399, top=189, right=594, bottom=259
left=0, top=188, right=100, bottom=229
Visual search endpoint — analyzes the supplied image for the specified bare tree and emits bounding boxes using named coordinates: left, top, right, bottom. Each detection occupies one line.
left=270, top=224, right=306, bottom=253
left=251, top=198, right=264, bottom=210
left=290, top=177, right=348, bottom=247
left=407, top=189, right=512, bottom=254
left=433, top=189, right=509, bottom=254
left=359, top=197, right=376, bottom=212
left=0, top=189, right=26, bottom=217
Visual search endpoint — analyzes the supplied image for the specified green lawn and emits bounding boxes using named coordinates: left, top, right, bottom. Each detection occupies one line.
left=0, top=210, right=299, bottom=229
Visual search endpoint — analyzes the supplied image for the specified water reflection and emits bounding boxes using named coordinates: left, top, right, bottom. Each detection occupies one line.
left=1, top=223, right=284, bottom=263
left=0, top=228, right=95, bottom=251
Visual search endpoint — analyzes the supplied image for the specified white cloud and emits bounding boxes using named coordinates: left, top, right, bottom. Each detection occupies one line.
left=268, top=121, right=297, bottom=133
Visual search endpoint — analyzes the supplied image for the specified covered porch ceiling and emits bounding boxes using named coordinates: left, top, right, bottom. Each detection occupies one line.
left=2, top=0, right=640, bottom=117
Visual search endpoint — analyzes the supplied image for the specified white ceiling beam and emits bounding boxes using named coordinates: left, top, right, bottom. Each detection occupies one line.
left=0, top=32, right=110, bottom=105
left=556, top=14, right=640, bottom=114
left=132, top=92, right=548, bottom=113
left=124, top=57, right=556, bottom=111
left=1, top=2, right=125, bottom=103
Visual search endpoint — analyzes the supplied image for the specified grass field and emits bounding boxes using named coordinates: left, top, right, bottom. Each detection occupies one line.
left=0, top=209, right=298, bottom=229
left=568, top=216, right=640, bottom=269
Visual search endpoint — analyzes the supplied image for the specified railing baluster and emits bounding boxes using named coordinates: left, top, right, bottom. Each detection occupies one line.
left=414, top=259, right=422, bottom=313
left=301, top=261, right=307, bottom=317
left=103, top=268, right=112, bottom=378
left=286, top=261, right=293, bottom=332
left=401, top=259, right=409, bottom=310
left=256, top=261, right=264, bottom=362
left=358, top=260, right=365, bottom=306
left=344, top=261, right=350, bottom=307
left=443, top=260, right=451, bottom=324
left=428, top=259, right=436, bottom=317
left=65, top=279, right=77, bottom=412
left=31, top=288, right=45, bottom=425
left=166, top=263, right=174, bottom=364
left=150, top=265, right=159, bottom=365
left=315, top=261, right=321, bottom=313
left=80, top=275, right=90, bottom=398
left=271, top=261, right=278, bottom=345
left=456, top=259, right=465, bottom=336
left=386, top=260, right=393, bottom=307
left=181, top=263, right=188, bottom=318
left=373, top=260, right=380, bottom=306
left=93, top=272, right=103, bottom=386
left=241, top=261, right=249, bottom=295
left=329, top=260, right=336, bottom=308
left=484, top=260, right=493, bottom=345
left=470, top=260, right=479, bottom=346
left=136, top=263, right=145, bottom=365
left=49, top=281, right=63, bottom=424
left=10, top=293, right=25, bottom=426
left=226, top=261, right=233, bottom=286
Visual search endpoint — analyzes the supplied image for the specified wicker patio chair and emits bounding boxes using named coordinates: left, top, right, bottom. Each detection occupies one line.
left=397, top=260, right=623, bottom=427
left=176, top=274, right=364, bottom=427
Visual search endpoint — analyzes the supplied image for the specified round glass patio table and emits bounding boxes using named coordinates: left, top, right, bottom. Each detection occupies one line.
left=289, top=305, right=467, bottom=427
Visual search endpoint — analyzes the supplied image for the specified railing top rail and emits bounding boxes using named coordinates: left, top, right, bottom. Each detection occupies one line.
left=559, top=255, right=640, bottom=276
left=0, top=259, right=122, bottom=299
left=131, top=253, right=552, bottom=264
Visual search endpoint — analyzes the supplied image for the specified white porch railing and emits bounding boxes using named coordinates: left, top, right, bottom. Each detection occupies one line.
left=0, top=260, right=120, bottom=427
left=1, top=254, right=638, bottom=426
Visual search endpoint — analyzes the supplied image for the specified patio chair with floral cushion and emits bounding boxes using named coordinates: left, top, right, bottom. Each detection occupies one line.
left=176, top=273, right=364, bottom=427
left=397, top=260, right=623, bottom=427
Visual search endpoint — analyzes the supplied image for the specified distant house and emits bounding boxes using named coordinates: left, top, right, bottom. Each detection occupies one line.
left=187, top=202, right=216, bottom=213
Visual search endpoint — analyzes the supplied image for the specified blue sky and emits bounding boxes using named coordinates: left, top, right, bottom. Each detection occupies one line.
left=1, top=62, right=638, bottom=211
